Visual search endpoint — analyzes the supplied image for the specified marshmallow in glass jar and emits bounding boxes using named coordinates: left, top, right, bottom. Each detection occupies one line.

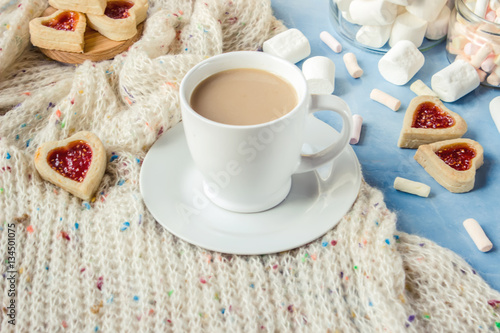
left=446, top=0, right=500, bottom=87
left=330, top=0, right=453, bottom=52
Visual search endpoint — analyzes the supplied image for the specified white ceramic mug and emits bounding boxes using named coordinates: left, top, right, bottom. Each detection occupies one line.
left=180, top=51, right=352, bottom=213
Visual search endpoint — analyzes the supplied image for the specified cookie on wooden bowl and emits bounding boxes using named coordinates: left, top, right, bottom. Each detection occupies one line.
left=48, top=0, right=107, bottom=15
left=34, top=131, right=107, bottom=201
left=414, top=138, right=484, bottom=193
left=29, top=10, right=86, bottom=53
left=398, top=95, right=467, bottom=149
left=86, top=0, right=148, bottom=41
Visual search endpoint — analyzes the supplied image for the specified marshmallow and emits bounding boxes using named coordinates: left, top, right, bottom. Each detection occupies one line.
left=349, top=0, right=398, bottom=26
left=263, top=28, right=311, bottom=64
left=490, top=95, right=500, bottom=131
left=425, top=5, right=451, bottom=40
left=389, top=12, right=428, bottom=48
left=491, top=0, right=500, bottom=11
left=341, top=10, right=355, bottom=23
left=431, top=60, right=480, bottom=102
left=470, top=43, right=493, bottom=68
left=378, top=40, right=425, bottom=85
left=410, top=79, right=438, bottom=97
left=343, top=52, right=363, bottom=78
left=385, top=0, right=408, bottom=4
left=370, top=88, right=401, bottom=111
left=481, top=56, right=496, bottom=72
left=490, top=96, right=500, bottom=133
left=476, top=68, right=488, bottom=82
left=463, top=218, right=493, bottom=252
left=406, top=0, right=447, bottom=23
left=486, top=10, right=497, bottom=22
left=350, top=114, right=363, bottom=144
left=394, top=177, right=431, bottom=197
left=474, top=0, right=489, bottom=18
left=335, top=0, right=353, bottom=12
left=450, top=36, right=469, bottom=53
left=355, top=24, right=392, bottom=48
left=486, top=72, right=500, bottom=86
left=464, top=42, right=479, bottom=56
left=494, top=54, right=500, bottom=66
left=320, top=31, right=342, bottom=53
left=302, top=56, right=335, bottom=94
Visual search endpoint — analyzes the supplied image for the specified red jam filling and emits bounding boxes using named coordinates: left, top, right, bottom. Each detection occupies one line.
left=47, top=141, right=92, bottom=182
left=105, top=1, right=134, bottom=19
left=42, top=11, right=79, bottom=31
left=412, top=102, right=455, bottom=129
left=435, top=143, right=476, bottom=171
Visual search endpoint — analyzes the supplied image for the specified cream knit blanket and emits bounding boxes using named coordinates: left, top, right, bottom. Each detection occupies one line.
left=1, top=0, right=499, bottom=331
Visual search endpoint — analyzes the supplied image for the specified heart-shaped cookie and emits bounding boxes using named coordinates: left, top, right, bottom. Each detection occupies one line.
left=29, top=10, right=86, bottom=53
left=414, top=138, right=484, bottom=193
left=48, top=0, right=107, bottom=15
left=86, top=0, right=148, bottom=41
left=34, top=131, right=107, bottom=201
left=398, top=95, right=467, bottom=148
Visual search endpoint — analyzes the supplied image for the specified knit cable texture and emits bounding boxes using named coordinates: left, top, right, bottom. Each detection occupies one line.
left=1, top=0, right=500, bottom=332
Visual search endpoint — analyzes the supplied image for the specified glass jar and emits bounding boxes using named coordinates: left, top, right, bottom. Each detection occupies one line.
left=329, top=0, right=448, bottom=54
left=446, top=0, right=500, bottom=88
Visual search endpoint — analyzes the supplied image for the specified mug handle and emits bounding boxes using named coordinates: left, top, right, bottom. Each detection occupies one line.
left=295, top=94, right=353, bottom=174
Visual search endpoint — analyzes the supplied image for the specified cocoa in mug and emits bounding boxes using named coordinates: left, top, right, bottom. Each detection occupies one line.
left=190, top=68, right=298, bottom=126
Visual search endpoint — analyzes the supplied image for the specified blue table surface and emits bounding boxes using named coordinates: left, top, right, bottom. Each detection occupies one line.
left=271, top=0, right=500, bottom=292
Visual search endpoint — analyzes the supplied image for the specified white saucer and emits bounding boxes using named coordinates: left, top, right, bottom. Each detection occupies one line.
left=140, top=116, right=362, bottom=255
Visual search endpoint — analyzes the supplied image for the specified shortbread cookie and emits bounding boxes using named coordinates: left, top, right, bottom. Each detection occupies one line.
left=29, top=10, right=86, bottom=53
left=34, top=131, right=107, bottom=201
left=398, top=95, right=467, bottom=148
left=48, top=0, right=107, bottom=15
left=414, top=138, right=484, bottom=193
left=86, top=0, right=148, bottom=41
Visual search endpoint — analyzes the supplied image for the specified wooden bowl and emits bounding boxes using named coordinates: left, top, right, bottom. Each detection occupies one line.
left=38, top=7, right=144, bottom=64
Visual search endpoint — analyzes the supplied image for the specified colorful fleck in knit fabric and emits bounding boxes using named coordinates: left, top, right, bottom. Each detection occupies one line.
left=1, top=0, right=500, bottom=332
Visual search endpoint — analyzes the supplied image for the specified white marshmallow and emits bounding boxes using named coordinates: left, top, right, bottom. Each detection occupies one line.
left=341, top=10, right=355, bottom=23
left=370, top=88, right=401, bottom=111
left=350, top=114, right=363, bottom=144
left=464, top=42, right=479, bottom=56
left=410, top=79, right=438, bottom=97
left=474, top=0, right=489, bottom=18
left=431, top=60, right=480, bottom=102
left=481, top=57, right=496, bottom=72
left=385, top=0, right=408, bottom=4
left=302, top=56, right=336, bottom=95
left=425, top=5, right=451, bottom=40
left=486, top=72, right=500, bottom=86
left=470, top=43, right=493, bottom=68
left=343, top=52, right=363, bottom=78
left=263, top=28, right=311, bottom=64
left=335, top=0, right=353, bottom=12
left=349, top=0, right=398, bottom=26
left=320, top=31, right=342, bottom=53
left=389, top=12, right=428, bottom=48
left=463, top=218, right=493, bottom=252
left=491, top=0, right=500, bottom=11
left=450, top=36, right=469, bottom=54
left=489, top=96, right=500, bottom=133
left=486, top=10, right=497, bottom=21
left=406, top=0, right=447, bottom=22
left=356, top=24, right=392, bottom=48
left=494, top=54, right=500, bottom=66
left=394, top=177, right=431, bottom=197
left=477, top=68, right=488, bottom=82
left=378, top=40, right=425, bottom=85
